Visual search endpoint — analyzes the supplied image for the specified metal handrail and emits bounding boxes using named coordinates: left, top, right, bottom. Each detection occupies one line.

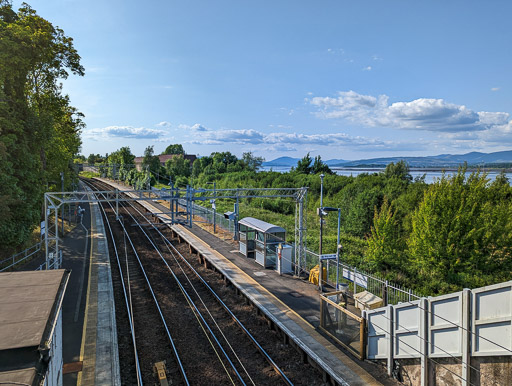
left=0, top=242, right=42, bottom=272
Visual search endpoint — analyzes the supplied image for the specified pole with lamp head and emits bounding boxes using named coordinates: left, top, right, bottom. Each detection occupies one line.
left=336, top=208, right=342, bottom=291
left=318, top=174, right=325, bottom=290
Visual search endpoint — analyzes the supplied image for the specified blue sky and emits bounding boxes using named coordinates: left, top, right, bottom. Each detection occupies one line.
left=15, top=0, right=512, bottom=161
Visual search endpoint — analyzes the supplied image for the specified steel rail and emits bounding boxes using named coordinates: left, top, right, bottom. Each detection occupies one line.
left=88, top=186, right=143, bottom=385
left=91, top=178, right=293, bottom=386
left=152, top=223, right=294, bottom=386
left=84, top=180, right=190, bottom=386
left=113, top=195, right=247, bottom=386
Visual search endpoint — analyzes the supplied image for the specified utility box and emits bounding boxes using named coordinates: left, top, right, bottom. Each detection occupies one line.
left=276, top=244, right=293, bottom=274
left=354, top=290, right=384, bottom=311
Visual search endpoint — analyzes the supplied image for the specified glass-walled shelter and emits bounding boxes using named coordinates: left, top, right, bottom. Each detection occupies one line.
left=238, top=217, right=286, bottom=268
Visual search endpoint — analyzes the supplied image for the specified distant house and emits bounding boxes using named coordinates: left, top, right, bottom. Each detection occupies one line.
left=133, top=154, right=197, bottom=171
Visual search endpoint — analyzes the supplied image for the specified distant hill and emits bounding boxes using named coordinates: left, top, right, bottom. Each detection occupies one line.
left=262, top=156, right=347, bottom=167
left=262, top=157, right=299, bottom=167
left=263, top=150, right=512, bottom=169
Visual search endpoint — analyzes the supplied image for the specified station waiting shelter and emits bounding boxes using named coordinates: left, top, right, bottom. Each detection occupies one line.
left=238, top=217, right=286, bottom=268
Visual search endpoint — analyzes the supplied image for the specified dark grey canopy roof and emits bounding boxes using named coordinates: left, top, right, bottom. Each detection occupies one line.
left=239, top=217, right=285, bottom=234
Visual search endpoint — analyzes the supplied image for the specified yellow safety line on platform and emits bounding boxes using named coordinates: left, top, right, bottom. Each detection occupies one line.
left=77, top=205, right=94, bottom=386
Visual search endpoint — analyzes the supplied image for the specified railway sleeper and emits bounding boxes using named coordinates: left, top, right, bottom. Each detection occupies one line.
left=167, top=230, right=340, bottom=385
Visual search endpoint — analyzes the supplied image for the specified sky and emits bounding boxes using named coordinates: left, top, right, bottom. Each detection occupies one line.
left=14, top=0, right=512, bottom=161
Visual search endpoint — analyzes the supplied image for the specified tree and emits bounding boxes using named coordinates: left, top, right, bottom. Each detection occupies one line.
left=407, top=167, right=512, bottom=292
left=366, top=198, right=405, bottom=272
left=0, top=1, right=84, bottom=254
left=165, top=154, right=191, bottom=179
left=312, top=155, right=333, bottom=175
left=87, top=153, right=103, bottom=164
left=295, top=153, right=313, bottom=174
left=241, top=152, right=264, bottom=172
left=107, top=146, right=135, bottom=180
left=383, top=160, right=412, bottom=182
left=162, top=143, right=185, bottom=155
left=141, top=146, right=161, bottom=175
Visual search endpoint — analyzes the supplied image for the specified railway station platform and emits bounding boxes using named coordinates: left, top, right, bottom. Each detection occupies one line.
left=76, top=190, right=121, bottom=385
left=51, top=185, right=120, bottom=385
left=13, top=183, right=121, bottom=385
left=96, top=178, right=385, bottom=386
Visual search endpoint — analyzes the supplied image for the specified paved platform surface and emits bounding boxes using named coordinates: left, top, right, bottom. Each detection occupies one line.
left=98, top=178, right=383, bottom=385
left=17, top=196, right=93, bottom=385
left=77, top=188, right=121, bottom=386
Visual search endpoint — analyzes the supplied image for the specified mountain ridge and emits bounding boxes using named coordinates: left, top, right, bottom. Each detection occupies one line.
left=262, top=150, right=512, bottom=168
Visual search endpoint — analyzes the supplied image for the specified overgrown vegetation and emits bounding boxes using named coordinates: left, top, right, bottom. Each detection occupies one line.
left=0, top=1, right=84, bottom=255
left=107, top=146, right=510, bottom=295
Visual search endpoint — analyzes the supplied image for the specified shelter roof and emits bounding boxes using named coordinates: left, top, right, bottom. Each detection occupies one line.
left=239, top=217, right=286, bottom=234
left=0, top=270, right=67, bottom=351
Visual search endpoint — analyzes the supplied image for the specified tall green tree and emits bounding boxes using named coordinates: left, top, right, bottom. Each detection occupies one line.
left=407, top=168, right=512, bottom=292
left=0, top=1, right=84, bottom=253
left=165, top=154, right=191, bottom=179
left=162, top=143, right=184, bottom=155
left=295, top=153, right=313, bottom=174
left=241, top=152, right=264, bottom=172
left=366, top=198, right=405, bottom=273
left=312, top=155, right=333, bottom=175
left=383, top=160, right=412, bottom=182
left=141, top=145, right=161, bottom=176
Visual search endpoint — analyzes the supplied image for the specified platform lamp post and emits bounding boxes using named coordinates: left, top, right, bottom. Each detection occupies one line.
left=206, top=182, right=216, bottom=233
left=335, top=208, right=342, bottom=291
left=318, top=174, right=325, bottom=290
left=321, top=206, right=340, bottom=291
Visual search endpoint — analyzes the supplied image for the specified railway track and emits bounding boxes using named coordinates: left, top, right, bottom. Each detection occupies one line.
left=84, top=178, right=320, bottom=385
left=84, top=181, right=186, bottom=385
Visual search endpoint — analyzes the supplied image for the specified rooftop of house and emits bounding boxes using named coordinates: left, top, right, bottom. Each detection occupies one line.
left=134, top=154, right=197, bottom=164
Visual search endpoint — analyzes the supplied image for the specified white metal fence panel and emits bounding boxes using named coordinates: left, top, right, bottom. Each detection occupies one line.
left=394, top=301, right=422, bottom=358
left=429, top=292, right=463, bottom=357
left=472, top=281, right=512, bottom=356
left=367, top=307, right=392, bottom=359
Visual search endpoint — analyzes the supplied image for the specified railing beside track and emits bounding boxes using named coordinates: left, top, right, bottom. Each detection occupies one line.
left=1, top=242, right=42, bottom=272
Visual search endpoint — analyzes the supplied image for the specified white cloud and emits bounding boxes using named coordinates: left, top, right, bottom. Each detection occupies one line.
left=363, top=66, right=372, bottom=71
left=179, top=123, right=208, bottom=132
left=84, top=126, right=167, bottom=140
left=310, top=90, right=512, bottom=133
left=192, top=129, right=265, bottom=145
left=491, top=87, right=500, bottom=92
left=156, top=121, right=172, bottom=128
left=187, top=127, right=425, bottom=152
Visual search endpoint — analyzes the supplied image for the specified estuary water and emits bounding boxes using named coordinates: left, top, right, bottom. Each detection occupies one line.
left=260, top=166, right=512, bottom=184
